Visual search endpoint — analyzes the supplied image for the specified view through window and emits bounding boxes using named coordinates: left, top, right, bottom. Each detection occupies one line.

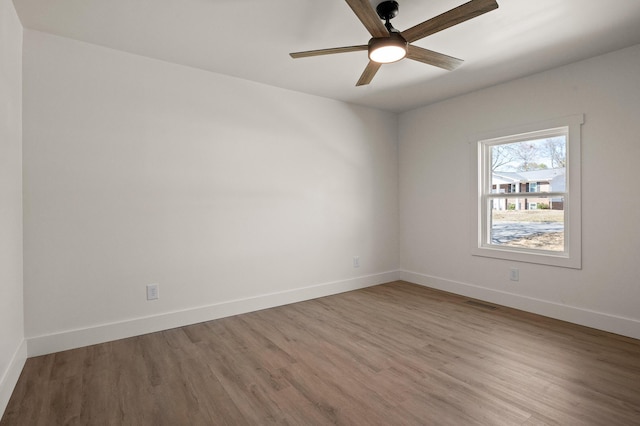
left=487, top=133, right=567, bottom=253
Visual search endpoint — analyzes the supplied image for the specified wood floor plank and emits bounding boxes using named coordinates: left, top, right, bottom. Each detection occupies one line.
left=3, top=281, right=640, bottom=425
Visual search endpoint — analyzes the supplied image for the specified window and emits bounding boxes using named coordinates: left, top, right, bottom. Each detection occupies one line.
left=471, top=115, right=583, bottom=268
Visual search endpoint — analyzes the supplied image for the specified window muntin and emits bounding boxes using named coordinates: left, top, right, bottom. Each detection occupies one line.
left=472, top=115, right=583, bottom=269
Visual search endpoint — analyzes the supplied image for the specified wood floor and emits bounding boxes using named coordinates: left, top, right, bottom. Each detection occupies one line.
left=3, top=281, right=640, bottom=425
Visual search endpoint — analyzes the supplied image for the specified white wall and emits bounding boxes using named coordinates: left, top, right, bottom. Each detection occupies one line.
left=0, top=0, right=25, bottom=415
left=22, top=30, right=399, bottom=355
left=19, top=23, right=639, bottom=362
left=399, top=44, right=640, bottom=339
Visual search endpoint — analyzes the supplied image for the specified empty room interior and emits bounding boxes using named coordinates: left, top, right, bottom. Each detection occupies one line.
left=2, top=0, right=640, bottom=424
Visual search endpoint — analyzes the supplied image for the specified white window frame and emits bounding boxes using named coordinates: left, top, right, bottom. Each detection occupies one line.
left=471, top=114, right=583, bottom=269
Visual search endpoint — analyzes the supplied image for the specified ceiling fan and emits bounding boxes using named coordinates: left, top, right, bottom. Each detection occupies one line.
left=290, top=0, right=499, bottom=86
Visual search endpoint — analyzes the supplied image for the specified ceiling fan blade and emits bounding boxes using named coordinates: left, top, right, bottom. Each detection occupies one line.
left=290, top=45, right=368, bottom=58
left=401, top=0, right=498, bottom=43
left=356, top=61, right=382, bottom=86
left=344, top=0, right=389, bottom=38
left=406, top=45, right=463, bottom=71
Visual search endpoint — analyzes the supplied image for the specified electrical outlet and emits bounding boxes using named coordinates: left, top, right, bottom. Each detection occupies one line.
left=146, top=283, right=159, bottom=300
left=509, top=268, right=519, bottom=282
left=353, top=256, right=360, bottom=268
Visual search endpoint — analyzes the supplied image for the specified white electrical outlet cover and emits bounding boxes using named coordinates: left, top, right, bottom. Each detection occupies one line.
left=146, top=284, right=159, bottom=300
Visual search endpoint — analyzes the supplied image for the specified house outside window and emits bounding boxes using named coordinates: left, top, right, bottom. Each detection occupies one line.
left=471, top=115, right=583, bottom=269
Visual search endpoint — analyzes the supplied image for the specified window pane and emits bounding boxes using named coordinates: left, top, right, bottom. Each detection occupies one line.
left=490, top=197, right=565, bottom=252
left=490, top=137, right=566, bottom=193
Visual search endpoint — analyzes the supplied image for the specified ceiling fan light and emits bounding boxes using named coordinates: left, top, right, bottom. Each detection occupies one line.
left=368, top=34, right=407, bottom=64
left=370, top=45, right=406, bottom=63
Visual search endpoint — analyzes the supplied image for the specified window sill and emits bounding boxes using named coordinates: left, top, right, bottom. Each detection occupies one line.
left=471, top=245, right=581, bottom=269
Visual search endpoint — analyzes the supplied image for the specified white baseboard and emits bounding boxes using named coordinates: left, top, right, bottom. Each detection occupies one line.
left=400, top=270, right=640, bottom=340
left=0, top=339, right=27, bottom=419
left=27, top=270, right=401, bottom=357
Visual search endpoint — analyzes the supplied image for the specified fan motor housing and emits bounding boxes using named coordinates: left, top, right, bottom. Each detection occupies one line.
left=368, top=32, right=407, bottom=63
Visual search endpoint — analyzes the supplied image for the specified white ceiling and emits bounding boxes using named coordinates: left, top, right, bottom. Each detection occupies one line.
left=12, top=0, right=640, bottom=112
